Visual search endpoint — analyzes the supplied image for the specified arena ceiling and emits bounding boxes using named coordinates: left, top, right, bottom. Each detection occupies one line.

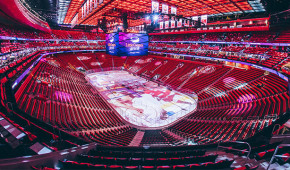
left=19, top=0, right=288, bottom=29
left=3, top=0, right=287, bottom=29
left=58, top=0, right=266, bottom=26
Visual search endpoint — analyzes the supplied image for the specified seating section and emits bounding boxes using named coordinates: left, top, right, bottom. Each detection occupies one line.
left=15, top=61, right=124, bottom=132
left=59, top=147, right=234, bottom=169
left=0, top=25, right=106, bottom=61
left=81, top=127, right=137, bottom=146
left=150, top=30, right=287, bottom=43
left=274, top=30, right=290, bottom=43
left=0, top=55, right=87, bottom=159
left=0, top=40, right=105, bottom=56
left=140, top=130, right=176, bottom=146
left=0, top=14, right=289, bottom=169
left=0, top=24, right=105, bottom=40
left=149, top=42, right=289, bottom=75
left=11, top=52, right=289, bottom=147
left=169, top=119, right=275, bottom=144
left=37, top=140, right=290, bottom=170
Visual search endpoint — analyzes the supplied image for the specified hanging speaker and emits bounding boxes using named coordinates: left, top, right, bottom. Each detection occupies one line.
left=123, top=13, right=128, bottom=30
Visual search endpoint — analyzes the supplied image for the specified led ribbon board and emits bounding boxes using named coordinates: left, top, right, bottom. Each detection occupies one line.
left=106, top=32, right=148, bottom=56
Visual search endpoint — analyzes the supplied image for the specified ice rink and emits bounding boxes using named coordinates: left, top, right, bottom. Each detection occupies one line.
left=86, top=70, right=198, bottom=128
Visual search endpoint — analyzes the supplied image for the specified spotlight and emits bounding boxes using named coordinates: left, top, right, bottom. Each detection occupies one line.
left=153, top=15, right=159, bottom=21
left=145, top=16, right=150, bottom=20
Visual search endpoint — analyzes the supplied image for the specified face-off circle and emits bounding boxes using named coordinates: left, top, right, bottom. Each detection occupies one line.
left=91, top=62, right=103, bottom=66
left=77, top=56, right=91, bottom=60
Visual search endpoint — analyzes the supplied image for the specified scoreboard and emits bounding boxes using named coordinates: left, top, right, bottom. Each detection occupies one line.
left=106, top=32, right=148, bottom=56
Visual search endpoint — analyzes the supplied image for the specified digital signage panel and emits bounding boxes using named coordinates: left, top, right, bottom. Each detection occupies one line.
left=106, top=32, right=148, bottom=56
left=106, top=33, right=119, bottom=56
left=118, top=32, right=148, bottom=56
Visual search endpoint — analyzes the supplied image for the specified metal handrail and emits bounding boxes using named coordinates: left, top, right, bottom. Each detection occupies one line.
left=272, top=124, right=281, bottom=136
left=267, top=144, right=290, bottom=170
left=217, top=141, right=251, bottom=163
left=6, top=102, right=14, bottom=112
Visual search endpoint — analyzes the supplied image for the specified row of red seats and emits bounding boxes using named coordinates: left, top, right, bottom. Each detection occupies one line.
left=76, top=154, right=218, bottom=166
left=0, top=24, right=105, bottom=40
left=169, top=119, right=272, bottom=144
left=15, top=61, right=123, bottom=131
left=13, top=52, right=289, bottom=146
left=81, top=127, right=137, bottom=146
left=141, top=131, right=175, bottom=146
left=149, top=43, right=289, bottom=75
left=60, top=159, right=233, bottom=169
left=150, top=31, right=280, bottom=43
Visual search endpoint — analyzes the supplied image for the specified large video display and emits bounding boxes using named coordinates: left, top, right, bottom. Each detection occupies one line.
left=106, top=33, right=119, bottom=56
left=106, top=32, right=148, bottom=56
left=118, top=32, right=148, bottom=56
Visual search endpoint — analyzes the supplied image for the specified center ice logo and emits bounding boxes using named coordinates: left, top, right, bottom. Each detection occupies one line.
left=130, top=37, right=140, bottom=43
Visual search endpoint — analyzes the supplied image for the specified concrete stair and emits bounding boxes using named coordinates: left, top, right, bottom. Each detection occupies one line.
left=275, top=30, right=290, bottom=43
left=129, top=131, right=145, bottom=146
left=163, top=129, right=185, bottom=141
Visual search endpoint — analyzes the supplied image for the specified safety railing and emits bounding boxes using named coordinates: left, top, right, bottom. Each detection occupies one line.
left=217, top=141, right=251, bottom=163
left=267, top=144, right=290, bottom=170
left=272, top=124, right=281, bottom=135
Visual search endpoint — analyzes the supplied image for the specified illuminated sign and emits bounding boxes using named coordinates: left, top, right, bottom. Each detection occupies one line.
left=106, top=32, right=148, bottom=56
left=106, top=33, right=119, bottom=56
left=119, top=32, right=148, bottom=56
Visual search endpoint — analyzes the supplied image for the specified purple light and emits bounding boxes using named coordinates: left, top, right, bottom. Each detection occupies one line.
left=54, top=91, right=73, bottom=102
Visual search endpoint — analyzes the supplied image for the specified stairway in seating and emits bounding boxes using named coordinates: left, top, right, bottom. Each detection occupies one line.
left=162, top=129, right=185, bottom=141
left=129, top=131, right=145, bottom=146
left=274, top=30, right=290, bottom=43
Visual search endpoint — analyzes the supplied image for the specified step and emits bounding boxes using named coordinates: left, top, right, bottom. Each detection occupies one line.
left=163, top=129, right=185, bottom=141
left=129, top=131, right=145, bottom=146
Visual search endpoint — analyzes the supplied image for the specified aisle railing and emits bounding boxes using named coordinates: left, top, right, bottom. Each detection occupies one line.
left=217, top=141, right=251, bottom=163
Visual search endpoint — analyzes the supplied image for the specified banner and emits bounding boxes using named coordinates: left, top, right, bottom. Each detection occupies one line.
left=152, top=1, right=159, bottom=13
left=171, top=6, right=177, bottom=15
left=84, top=4, right=87, bottom=17
left=177, top=19, right=182, bottom=28
left=160, top=22, right=163, bottom=29
left=184, top=20, right=189, bottom=27
left=71, top=13, right=78, bottom=28
left=201, top=15, right=207, bottom=25
left=162, top=4, right=168, bottom=14
left=165, top=21, right=169, bottom=29
left=99, top=0, right=103, bottom=5
left=192, top=16, right=198, bottom=21
left=90, top=0, right=93, bottom=12
left=171, top=20, right=175, bottom=28
left=94, top=0, right=98, bottom=8
left=81, top=6, right=84, bottom=18
left=87, top=1, right=89, bottom=15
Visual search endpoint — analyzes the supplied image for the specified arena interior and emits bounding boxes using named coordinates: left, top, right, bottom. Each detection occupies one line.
left=0, top=0, right=289, bottom=169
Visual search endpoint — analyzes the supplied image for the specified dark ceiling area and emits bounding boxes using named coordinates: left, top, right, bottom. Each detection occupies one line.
left=262, top=0, right=290, bottom=14
left=25, top=0, right=58, bottom=26
left=12, top=0, right=290, bottom=29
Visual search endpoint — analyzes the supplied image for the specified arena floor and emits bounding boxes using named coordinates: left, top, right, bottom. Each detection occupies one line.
left=86, top=70, right=198, bottom=128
